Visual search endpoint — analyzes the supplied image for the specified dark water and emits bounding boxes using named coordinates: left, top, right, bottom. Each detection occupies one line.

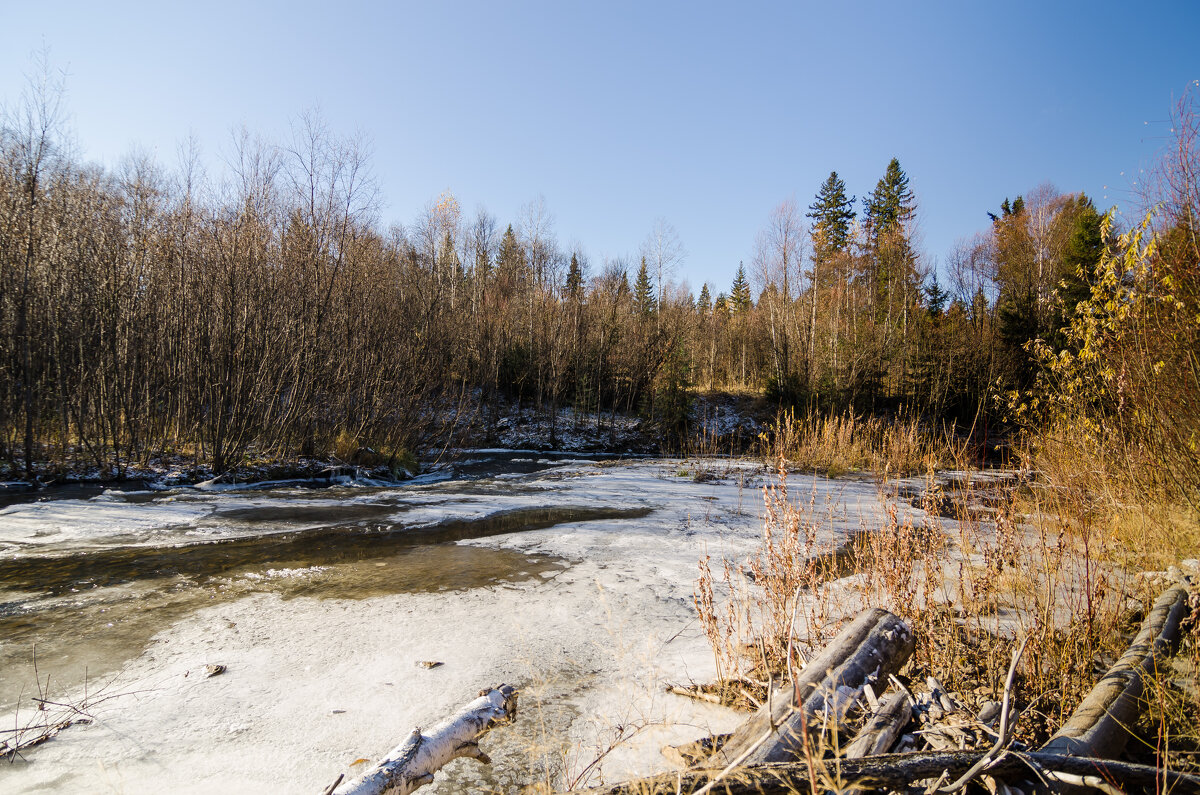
left=0, top=505, right=644, bottom=598
left=0, top=457, right=653, bottom=712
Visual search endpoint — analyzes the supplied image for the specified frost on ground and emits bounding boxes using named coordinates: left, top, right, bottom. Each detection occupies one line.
left=0, top=457, right=920, bottom=794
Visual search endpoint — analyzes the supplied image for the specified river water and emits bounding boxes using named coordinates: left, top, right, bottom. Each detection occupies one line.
left=0, top=453, right=900, bottom=793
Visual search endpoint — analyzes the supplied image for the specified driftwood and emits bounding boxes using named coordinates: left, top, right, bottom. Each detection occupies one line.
left=331, top=684, right=518, bottom=795
left=706, top=608, right=915, bottom=768
left=1042, top=581, right=1192, bottom=759
left=666, top=684, right=726, bottom=705
left=662, top=734, right=731, bottom=768
left=842, top=691, right=911, bottom=759
left=568, top=750, right=1200, bottom=795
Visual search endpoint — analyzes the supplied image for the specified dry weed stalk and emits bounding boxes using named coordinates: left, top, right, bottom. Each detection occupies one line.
left=695, top=444, right=1193, bottom=762
left=758, top=408, right=969, bottom=477
left=3, top=654, right=143, bottom=763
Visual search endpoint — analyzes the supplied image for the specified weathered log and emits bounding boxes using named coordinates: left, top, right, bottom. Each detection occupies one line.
left=567, top=750, right=1200, bottom=795
left=662, top=734, right=731, bottom=768
left=1042, top=581, right=1192, bottom=759
left=705, top=608, right=915, bottom=768
left=842, top=691, right=911, bottom=759
left=331, top=684, right=518, bottom=795
left=665, top=684, right=726, bottom=705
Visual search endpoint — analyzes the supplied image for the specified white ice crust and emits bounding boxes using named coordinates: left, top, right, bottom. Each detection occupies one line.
left=0, top=459, right=911, bottom=793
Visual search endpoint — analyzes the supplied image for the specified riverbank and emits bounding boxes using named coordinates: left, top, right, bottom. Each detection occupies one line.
left=0, top=393, right=776, bottom=497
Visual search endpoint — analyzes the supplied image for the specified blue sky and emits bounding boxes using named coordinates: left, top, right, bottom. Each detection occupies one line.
left=3, top=1, right=1197, bottom=294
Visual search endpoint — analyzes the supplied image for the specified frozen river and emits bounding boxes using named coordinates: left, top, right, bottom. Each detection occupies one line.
left=0, top=454, right=903, bottom=793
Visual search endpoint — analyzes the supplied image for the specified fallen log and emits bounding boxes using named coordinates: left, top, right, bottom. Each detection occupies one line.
left=567, top=749, right=1200, bottom=795
left=706, top=608, right=915, bottom=768
left=665, top=683, right=726, bottom=705
left=1042, top=581, right=1192, bottom=759
left=842, top=690, right=911, bottom=759
left=330, top=684, right=518, bottom=795
left=662, top=734, right=731, bottom=768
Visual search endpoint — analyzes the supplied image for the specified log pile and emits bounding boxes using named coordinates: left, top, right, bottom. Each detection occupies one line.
left=578, top=580, right=1196, bottom=795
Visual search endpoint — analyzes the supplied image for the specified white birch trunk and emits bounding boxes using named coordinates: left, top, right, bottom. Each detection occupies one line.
left=332, top=684, right=518, bottom=795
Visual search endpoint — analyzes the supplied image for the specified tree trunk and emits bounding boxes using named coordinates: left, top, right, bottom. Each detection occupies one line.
left=332, top=685, right=518, bottom=795
left=842, top=690, right=911, bottom=759
left=1041, top=581, right=1192, bottom=759
left=705, top=608, right=914, bottom=768
left=567, top=750, right=1200, bottom=795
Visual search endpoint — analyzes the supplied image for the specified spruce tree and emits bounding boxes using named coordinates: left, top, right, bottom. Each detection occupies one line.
left=565, top=253, right=583, bottom=300
left=633, top=257, right=657, bottom=316
left=730, top=262, right=752, bottom=314
left=714, top=293, right=730, bottom=317
left=697, top=283, right=712, bottom=314
left=496, top=224, right=524, bottom=288
left=925, top=273, right=948, bottom=317
left=807, top=171, right=856, bottom=261
left=863, top=158, right=916, bottom=237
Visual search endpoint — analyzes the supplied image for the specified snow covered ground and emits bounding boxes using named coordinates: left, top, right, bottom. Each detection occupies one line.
left=0, top=456, right=920, bottom=794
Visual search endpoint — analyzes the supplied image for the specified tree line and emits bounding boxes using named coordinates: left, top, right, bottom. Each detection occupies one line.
left=1, top=74, right=1193, bottom=478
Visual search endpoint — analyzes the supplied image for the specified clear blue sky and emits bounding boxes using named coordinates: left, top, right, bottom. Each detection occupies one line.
left=3, top=1, right=1197, bottom=293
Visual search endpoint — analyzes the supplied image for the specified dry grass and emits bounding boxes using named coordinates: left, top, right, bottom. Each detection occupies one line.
left=756, top=408, right=969, bottom=478
left=694, top=455, right=1198, bottom=768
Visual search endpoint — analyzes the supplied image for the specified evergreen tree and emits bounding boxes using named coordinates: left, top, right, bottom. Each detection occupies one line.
left=807, top=171, right=856, bottom=261
left=863, top=157, right=916, bottom=237
left=925, top=273, right=948, bottom=318
left=697, top=283, right=712, bottom=314
left=565, top=252, right=583, bottom=300
left=633, top=257, right=657, bottom=316
left=714, top=293, right=730, bottom=317
left=1053, top=194, right=1104, bottom=341
left=496, top=223, right=524, bottom=290
left=993, top=196, right=1025, bottom=223
left=1063, top=195, right=1103, bottom=278
left=730, top=262, right=752, bottom=314
left=862, top=159, right=919, bottom=323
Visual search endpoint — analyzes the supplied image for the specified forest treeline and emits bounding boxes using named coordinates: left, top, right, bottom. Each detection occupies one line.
left=1, top=78, right=1197, bottom=480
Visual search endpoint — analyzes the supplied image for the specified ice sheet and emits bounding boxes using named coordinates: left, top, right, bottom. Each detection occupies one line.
left=0, top=458, right=915, bottom=794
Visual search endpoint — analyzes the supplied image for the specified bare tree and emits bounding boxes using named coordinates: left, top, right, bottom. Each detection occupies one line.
left=640, top=217, right=685, bottom=307
left=5, top=51, right=67, bottom=475
left=752, top=200, right=806, bottom=391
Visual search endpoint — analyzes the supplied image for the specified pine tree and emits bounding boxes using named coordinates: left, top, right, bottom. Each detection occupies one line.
left=565, top=252, right=583, bottom=300
left=730, top=262, right=752, bottom=314
left=697, top=283, right=712, bottom=315
left=864, top=157, right=916, bottom=237
left=807, top=171, right=856, bottom=261
left=633, top=257, right=656, bottom=316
